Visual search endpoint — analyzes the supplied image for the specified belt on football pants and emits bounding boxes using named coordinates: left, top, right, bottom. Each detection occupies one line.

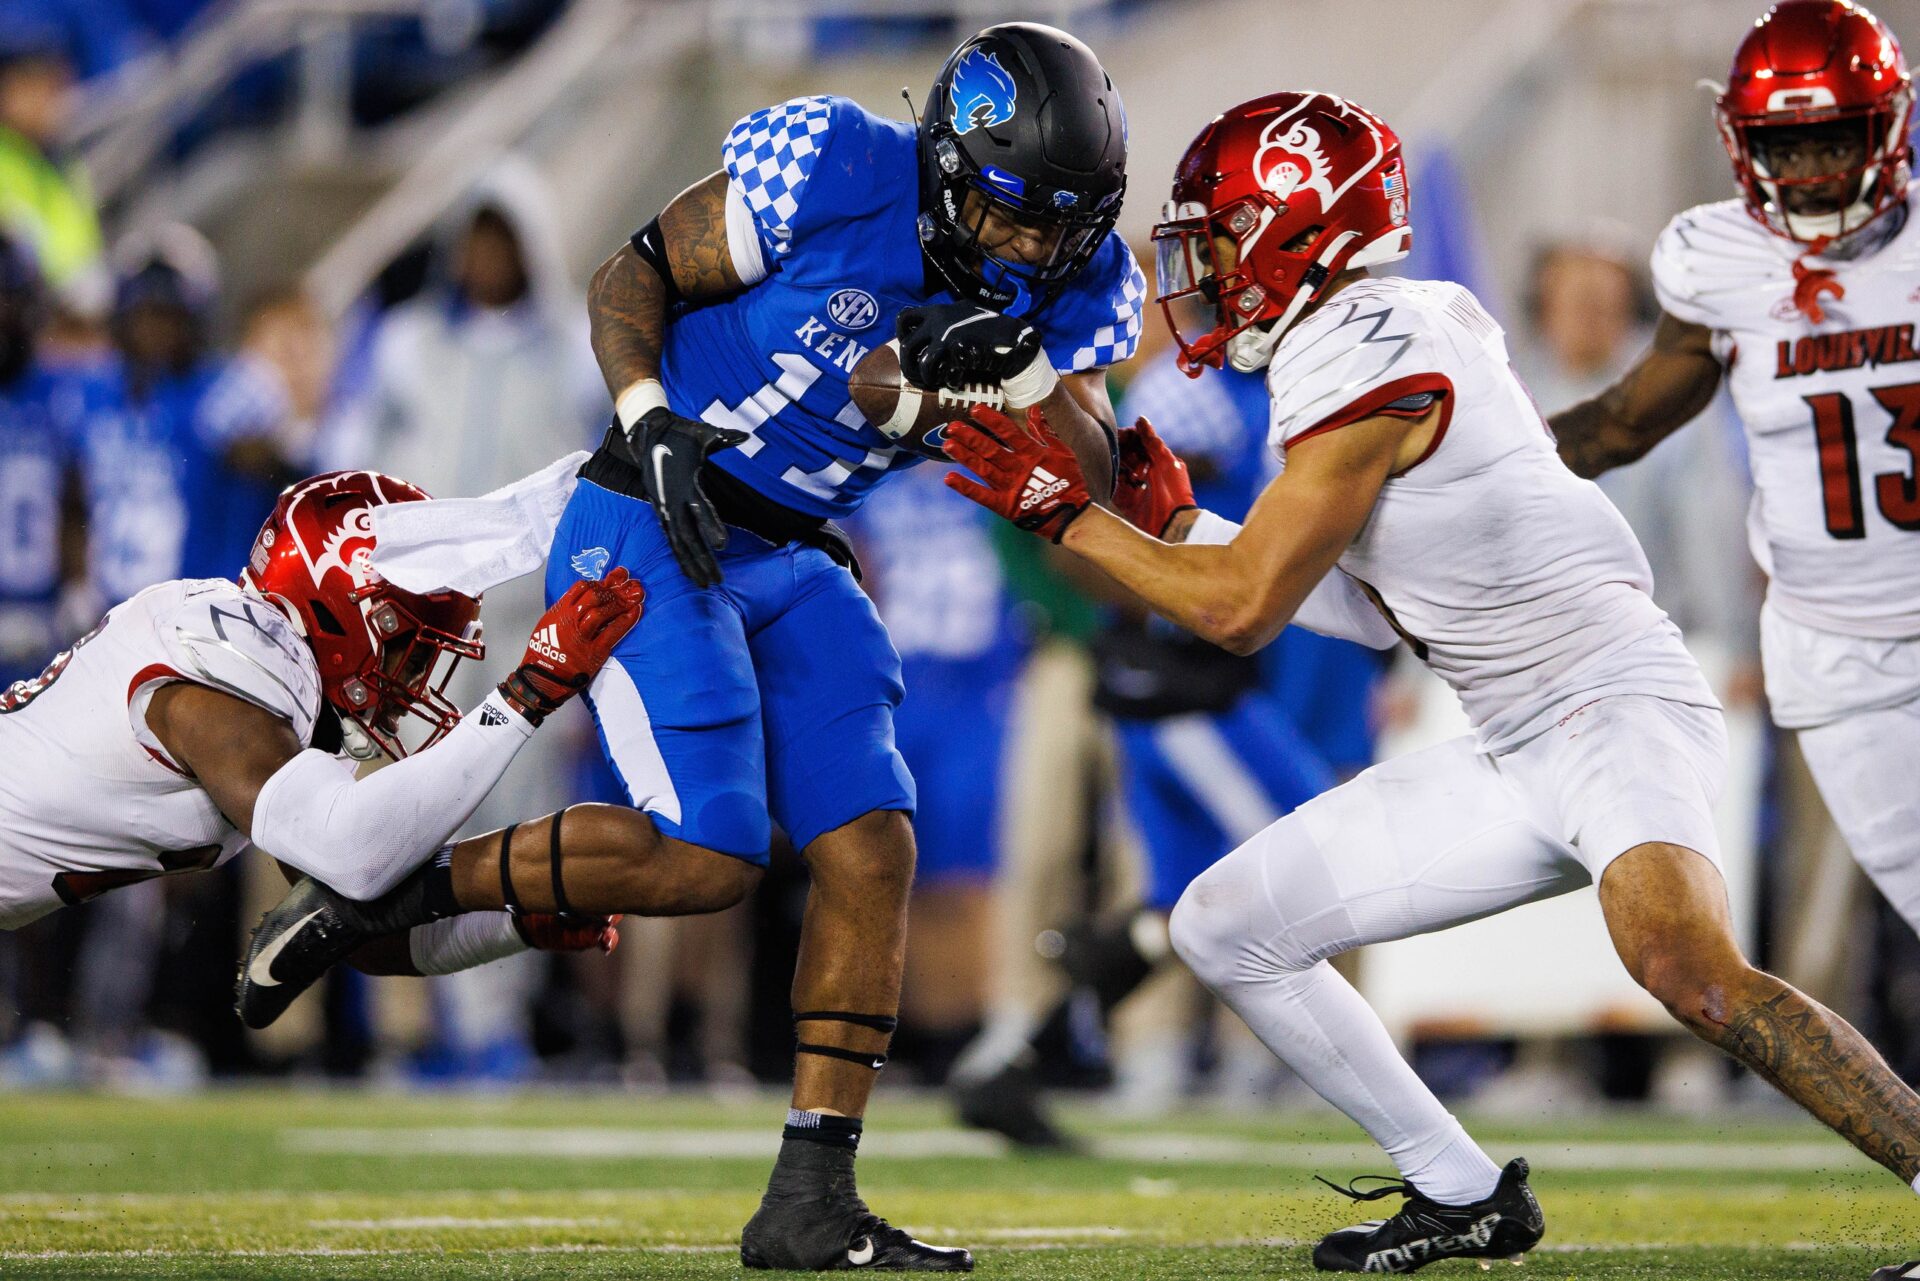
left=581, top=426, right=863, bottom=581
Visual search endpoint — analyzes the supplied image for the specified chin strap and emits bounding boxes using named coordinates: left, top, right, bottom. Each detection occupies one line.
left=793, top=1010, right=898, bottom=1071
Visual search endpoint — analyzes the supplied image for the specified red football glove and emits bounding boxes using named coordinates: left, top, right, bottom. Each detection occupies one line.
left=941, top=406, right=1092, bottom=543
left=499, top=567, right=644, bottom=724
left=1115, top=417, right=1197, bottom=538
left=514, top=911, right=621, bottom=954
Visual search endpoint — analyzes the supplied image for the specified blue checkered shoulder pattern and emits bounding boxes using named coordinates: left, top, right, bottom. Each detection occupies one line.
left=721, top=95, right=838, bottom=262
left=1065, top=253, right=1147, bottom=372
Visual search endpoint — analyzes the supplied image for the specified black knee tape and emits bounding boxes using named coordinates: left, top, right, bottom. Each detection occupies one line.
left=792, top=1010, right=897, bottom=1071
left=548, top=812, right=572, bottom=917
left=498, top=822, right=523, bottom=913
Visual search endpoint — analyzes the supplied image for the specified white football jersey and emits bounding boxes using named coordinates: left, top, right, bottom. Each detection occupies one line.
left=1653, top=190, right=1920, bottom=642
left=0, top=578, right=323, bottom=928
left=1267, top=277, right=1719, bottom=753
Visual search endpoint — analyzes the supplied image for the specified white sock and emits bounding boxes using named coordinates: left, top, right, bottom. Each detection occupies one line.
left=1207, top=960, right=1500, bottom=1203
left=1399, top=1128, right=1503, bottom=1205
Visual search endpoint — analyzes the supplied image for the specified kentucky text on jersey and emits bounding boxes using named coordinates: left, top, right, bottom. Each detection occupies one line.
left=1775, top=323, right=1920, bottom=378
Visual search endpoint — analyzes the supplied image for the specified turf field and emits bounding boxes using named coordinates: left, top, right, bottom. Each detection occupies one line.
left=0, top=1088, right=1906, bottom=1279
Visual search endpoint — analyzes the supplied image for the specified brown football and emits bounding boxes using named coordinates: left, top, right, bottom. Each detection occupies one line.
left=846, top=340, right=1007, bottom=461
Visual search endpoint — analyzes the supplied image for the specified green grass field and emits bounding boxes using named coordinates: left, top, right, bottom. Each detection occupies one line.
left=0, top=1087, right=1907, bottom=1279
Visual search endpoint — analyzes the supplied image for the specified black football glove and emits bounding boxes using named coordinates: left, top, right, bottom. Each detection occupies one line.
left=896, top=302, right=1043, bottom=389
left=610, top=407, right=748, bottom=589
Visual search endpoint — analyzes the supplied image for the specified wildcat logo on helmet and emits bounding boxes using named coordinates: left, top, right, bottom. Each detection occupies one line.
left=827, top=288, right=879, bottom=332
left=949, top=47, right=1017, bottom=135
left=1052, top=189, right=1081, bottom=211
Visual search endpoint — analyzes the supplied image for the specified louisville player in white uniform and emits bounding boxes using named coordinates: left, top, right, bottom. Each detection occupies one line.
left=1557, top=2, right=1920, bottom=968
left=0, top=469, right=641, bottom=980
left=942, top=91, right=1920, bottom=1274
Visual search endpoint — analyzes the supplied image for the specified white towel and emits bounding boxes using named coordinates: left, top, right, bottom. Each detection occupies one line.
left=370, top=450, right=592, bottom=596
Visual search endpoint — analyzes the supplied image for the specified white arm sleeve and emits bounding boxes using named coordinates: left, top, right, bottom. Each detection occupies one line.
left=250, top=688, right=536, bottom=900
left=408, top=913, right=528, bottom=975
left=1184, top=510, right=1400, bottom=651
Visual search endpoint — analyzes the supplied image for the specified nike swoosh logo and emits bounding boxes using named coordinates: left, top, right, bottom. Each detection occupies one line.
left=847, top=1237, right=874, bottom=1266
left=248, top=909, right=324, bottom=988
left=651, top=442, right=673, bottom=498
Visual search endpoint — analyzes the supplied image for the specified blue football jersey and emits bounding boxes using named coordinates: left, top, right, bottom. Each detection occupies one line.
left=844, top=463, right=1025, bottom=665
left=659, top=94, right=1146, bottom=520
left=0, top=366, right=71, bottom=681
left=63, top=359, right=234, bottom=604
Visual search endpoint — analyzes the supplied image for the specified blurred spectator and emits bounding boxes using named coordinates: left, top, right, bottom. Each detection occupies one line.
left=0, top=231, right=81, bottom=687
left=347, top=158, right=605, bottom=1078
left=0, top=25, right=108, bottom=317
left=846, top=463, right=1033, bottom=1082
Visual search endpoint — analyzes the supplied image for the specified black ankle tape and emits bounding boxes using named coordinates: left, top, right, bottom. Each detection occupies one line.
left=499, top=822, right=522, bottom=913
left=548, top=812, right=572, bottom=916
left=793, top=1010, right=899, bottom=1035
left=782, top=1108, right=863, bottom=1149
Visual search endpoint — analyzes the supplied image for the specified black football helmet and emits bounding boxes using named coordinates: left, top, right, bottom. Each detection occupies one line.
left=917, top=22, right=1127, bottom=314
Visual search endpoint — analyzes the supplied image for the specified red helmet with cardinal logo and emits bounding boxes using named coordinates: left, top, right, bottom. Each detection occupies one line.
left=1716, top=0, right=1913, bottom=244
left=241, top=471, right=483, bottom=760
left=1152, top=92, right=1412, bottom=375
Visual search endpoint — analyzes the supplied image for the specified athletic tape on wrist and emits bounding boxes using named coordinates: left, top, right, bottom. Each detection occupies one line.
left=1000, top=351, right=1059, bottom=410
left=615, top=380, right=670, bottom=431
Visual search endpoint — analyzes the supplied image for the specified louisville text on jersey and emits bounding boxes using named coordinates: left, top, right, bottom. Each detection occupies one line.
left=1776, top=323, right=1920, bottom=379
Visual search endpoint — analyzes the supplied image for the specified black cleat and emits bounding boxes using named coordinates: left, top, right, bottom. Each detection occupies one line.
left=1872, top=1264, right=1920, bottom=1279
left=741, top=1139, right=972, bottom=1271
left=1311, top=1157, right=1544, bottom=1273
left=952, top=1064, right=1080, bottom=1152
left=236, top=873, right=434, bottom=1030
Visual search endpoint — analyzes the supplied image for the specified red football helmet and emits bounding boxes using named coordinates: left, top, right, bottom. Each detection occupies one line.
left=1152, top=92, right=1411, bottom=375
left=242, top=471, right=483, bottom=760
left=1716, top=0, right=1913, bottom=244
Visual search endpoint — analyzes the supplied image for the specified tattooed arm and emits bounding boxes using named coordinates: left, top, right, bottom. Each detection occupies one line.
left=588, top=171, right=745, bottom=402
left=1548, top=311, right=1723, bottom=479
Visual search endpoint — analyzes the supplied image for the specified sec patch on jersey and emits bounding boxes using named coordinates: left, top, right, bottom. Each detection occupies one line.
left=847, top=340, right=1006, bottom=461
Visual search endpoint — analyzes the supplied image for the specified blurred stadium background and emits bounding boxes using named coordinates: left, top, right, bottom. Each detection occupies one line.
left=0, top=0, right=1913, bottom=1275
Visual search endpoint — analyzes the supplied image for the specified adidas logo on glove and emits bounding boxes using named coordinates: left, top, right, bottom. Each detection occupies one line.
left=529, top=624, right=568, bottom=665
left=1019, top=467, right=1070, bottom=513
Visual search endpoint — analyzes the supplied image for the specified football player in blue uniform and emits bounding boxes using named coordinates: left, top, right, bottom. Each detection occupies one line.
left=0, top=235, right=81, bottom=689
left=553, top=23, right=1137, bottom=1272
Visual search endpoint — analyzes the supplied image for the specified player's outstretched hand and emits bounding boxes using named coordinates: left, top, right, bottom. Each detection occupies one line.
left=897, top=302, right=1042, bottom=389
left=942, top=405, right=1091, bottom=543
left=1115, top=417, right=1198, bottom=538
left=498, top=568, right=644, bottom=725
left=515, top=911, right=621, bottom=954
left=613, top=407, right=749, bottom=588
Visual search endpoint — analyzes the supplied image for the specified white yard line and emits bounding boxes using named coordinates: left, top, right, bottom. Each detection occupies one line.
left=308, top=1216, right=618, bottom=1230
left=278, top=1125, right=1872, bottom=1172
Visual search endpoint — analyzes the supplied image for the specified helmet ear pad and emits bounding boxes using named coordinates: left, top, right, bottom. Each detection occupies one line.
left=918, top=21, right=1127, bottom=311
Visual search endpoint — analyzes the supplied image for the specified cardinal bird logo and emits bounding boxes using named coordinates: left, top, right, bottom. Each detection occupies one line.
left=1254, top=119, right=1336, bottom=208
left=950, top=48, right=1017, bottom=136
left=1252, top=97, right=1386, bottom=214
